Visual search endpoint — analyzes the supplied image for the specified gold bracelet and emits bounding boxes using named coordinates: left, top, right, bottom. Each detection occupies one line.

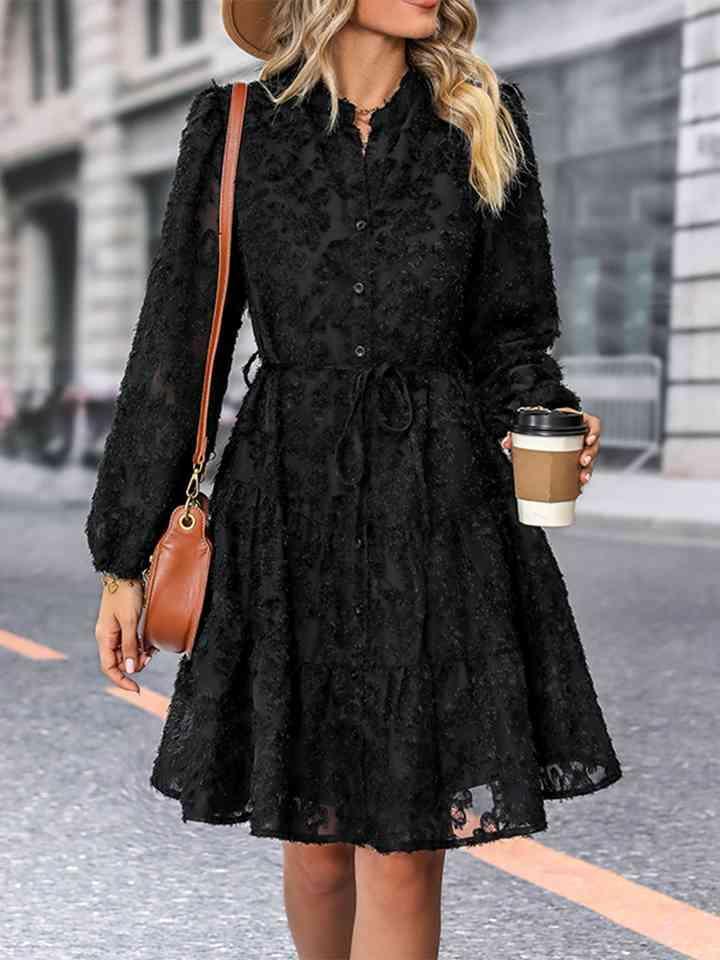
left=100, top=572, right=141, bottom=593
left=100, top=572, right=119, bottom=593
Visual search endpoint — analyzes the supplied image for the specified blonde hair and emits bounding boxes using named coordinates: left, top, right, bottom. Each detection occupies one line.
left=255, top=0, right=524, bottom=216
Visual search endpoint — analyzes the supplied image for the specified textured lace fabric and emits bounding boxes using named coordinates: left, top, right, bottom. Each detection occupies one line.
left=85, top=58, right=622, bottom=854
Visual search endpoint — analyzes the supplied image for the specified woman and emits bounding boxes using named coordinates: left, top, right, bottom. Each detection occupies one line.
left=86, top=1, right=622, bottom=957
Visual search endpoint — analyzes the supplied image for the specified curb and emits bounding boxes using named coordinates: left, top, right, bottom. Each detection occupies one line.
left=570, top=511, right=720, bottom=543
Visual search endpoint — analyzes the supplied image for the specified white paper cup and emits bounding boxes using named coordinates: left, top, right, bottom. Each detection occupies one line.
left=510, top=411, right=587, bottom=527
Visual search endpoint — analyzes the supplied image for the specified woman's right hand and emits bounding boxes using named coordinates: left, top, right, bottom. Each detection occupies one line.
left=94, top=576, right=154, bottom=693
left=500, top=431, right=513, bottom=461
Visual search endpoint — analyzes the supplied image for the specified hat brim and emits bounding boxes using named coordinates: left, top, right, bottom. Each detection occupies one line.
left=221, top=0, right=275, bottom=60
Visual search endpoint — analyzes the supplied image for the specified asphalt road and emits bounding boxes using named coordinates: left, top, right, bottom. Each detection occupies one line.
left=1, top=502, right=718, bottom=960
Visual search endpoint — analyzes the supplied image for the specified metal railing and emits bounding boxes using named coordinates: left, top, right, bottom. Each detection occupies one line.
left=560, top=353, right=663, bottom=471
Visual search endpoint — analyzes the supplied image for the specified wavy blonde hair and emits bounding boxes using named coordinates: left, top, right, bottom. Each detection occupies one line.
left=254, top=0, right=524, bottom=216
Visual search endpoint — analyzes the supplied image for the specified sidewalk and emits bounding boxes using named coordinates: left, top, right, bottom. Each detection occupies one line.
left=574, top=467, right=720, bottom=539
left=1, top=455, right=719, bottom=537
left=0, top=457, right=97, bottom=508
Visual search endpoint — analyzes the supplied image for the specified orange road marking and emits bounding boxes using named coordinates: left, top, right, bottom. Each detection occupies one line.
left=0, top=628, right=67, bottom=660
left=105, top=684, right=169, bottom=719
left=107, top=680, right=720, bottom=958
left=9, top=623, right=713, bottom=959
left=467, top=837, right=720, bottom=960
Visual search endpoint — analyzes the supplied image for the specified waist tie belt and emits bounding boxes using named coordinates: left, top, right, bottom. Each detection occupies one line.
left=240, top=349, right=471, bottom=490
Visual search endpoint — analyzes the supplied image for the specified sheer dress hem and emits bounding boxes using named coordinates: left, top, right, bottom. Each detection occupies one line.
left=148, top=758, right=622, bottom=855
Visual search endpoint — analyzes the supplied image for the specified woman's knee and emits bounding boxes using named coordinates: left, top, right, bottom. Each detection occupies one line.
left=354, top=848, right=446, bottom=910
left=283, top=841, right=355, bottom=897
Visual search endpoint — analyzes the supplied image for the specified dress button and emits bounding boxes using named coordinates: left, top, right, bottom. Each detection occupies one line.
left=354, top=344, right=366, bottom=357
left=355, top=219, right=367, bottom=231
left=353, top=280, right=365, bottom=294
left=355, top=604, right=363, bottom=616
left=355, top=536, right=363, bottom=548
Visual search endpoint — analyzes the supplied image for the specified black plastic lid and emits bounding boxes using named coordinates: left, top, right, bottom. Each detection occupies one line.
left=511, top=408, right=587, bottom=436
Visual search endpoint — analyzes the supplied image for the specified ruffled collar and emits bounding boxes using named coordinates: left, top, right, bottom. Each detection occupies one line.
left=265, top=57, right=431, bottom=135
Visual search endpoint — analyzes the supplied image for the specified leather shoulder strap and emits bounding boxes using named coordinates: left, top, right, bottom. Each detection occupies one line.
left=192, top=81, right=248, bottom=469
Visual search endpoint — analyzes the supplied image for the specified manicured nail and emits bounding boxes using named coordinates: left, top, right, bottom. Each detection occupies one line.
left=125, top=658, right=135, bottom=674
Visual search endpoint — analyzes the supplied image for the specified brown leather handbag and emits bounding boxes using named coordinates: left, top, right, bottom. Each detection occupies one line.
left=138, top=81, right=248, bottom=656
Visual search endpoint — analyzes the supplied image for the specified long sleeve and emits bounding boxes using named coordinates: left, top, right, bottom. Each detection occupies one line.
left=464, top=80, right=581, bottom=442
left=85, top=80, right=246, bottom=580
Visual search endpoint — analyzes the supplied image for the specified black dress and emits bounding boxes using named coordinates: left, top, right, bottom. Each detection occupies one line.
left=85, top=58, right=622, bottom=854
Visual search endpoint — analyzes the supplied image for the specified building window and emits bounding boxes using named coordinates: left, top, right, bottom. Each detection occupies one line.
left=27, top=0, right=75, bottom=100
left=146, top=0, right=163, bottom=57
left=179, top=0, right=203, bottom=44
left=29, top=0, right=45, bottom=101
left=623, top=250, right=654, bottom=353
left=509, top=25, right=681, bottom=364
left=568, top=256, right=601, bottom=354
left=142, top=171, right=175, bottom=267
left=143, top=0, right=204, bottom=58
left=54, top=0, right=74, bottom=91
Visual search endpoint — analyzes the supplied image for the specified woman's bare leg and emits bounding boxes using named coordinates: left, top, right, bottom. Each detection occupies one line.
left=350, top=847, right=446, bottom=960
left=282, top=840, right=357, bottom=960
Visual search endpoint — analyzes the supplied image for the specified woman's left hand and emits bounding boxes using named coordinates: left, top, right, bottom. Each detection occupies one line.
left=555, top=407, right=601, bottom=490
left=500, top=408, right=601, bottom=492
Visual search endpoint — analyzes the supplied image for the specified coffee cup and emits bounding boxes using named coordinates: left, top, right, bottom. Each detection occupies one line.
left=509, top=408, right=587, bottom=527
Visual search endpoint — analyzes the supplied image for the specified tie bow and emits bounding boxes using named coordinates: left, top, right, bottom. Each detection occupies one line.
left=333, top=360, right=415, bottom=489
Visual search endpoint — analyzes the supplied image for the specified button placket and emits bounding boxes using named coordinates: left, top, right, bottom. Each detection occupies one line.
left=349, top=157, right=373, bottom=669
left=353, top=212, right=370, bottom=362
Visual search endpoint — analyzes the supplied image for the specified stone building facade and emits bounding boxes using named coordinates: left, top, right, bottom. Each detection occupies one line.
left=0, top=0, right=718, bottom=476
left=477, top=0, right=720, bottom=477
left=0, top=0, right=258, bottom=468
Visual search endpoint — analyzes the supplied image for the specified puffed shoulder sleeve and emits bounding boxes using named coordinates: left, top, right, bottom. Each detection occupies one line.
left=464, top=80, right=581, bottom=442
left=84, top=80, right=246, bottom=580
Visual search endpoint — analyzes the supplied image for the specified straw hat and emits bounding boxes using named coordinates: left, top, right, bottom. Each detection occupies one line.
left=221, top=0, right=276, bottom=60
